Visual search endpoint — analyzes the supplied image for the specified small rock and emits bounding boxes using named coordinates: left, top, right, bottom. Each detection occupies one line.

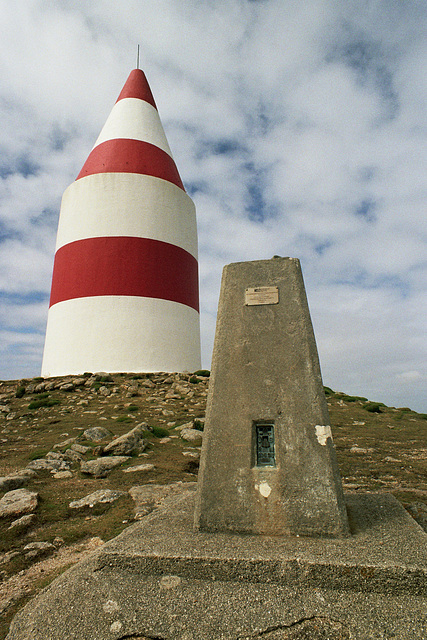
left=162, top=409, right=175, bottom=416
left=69, top=489, right=126, bottom=510
left=175, top=421, right=193, bottom=431
left=53, top=470, right=73, bottom=479
left=0, top=474, right=29, bottom=493
left=141, top=379, right=155, bottom=388
left=71, top=443, right=90, bottom=454
left=80, top=456, right=130, bottom=478
left=23, top=541, right=55, bottom=560
left=103, top=424, right=147, bottom=456
left=164, top=391, right=180, bottom=400
left=82, top=426, right=112, bottom=442
left=159, top=437, right=171, bottom=444
left=53, top=537, right=64, bottom=547
left=27, top=458, right=70, bottom=473
left=0, top=488, right=38, bottom=518
left=53, top=437, right=77, bottom=449
left=59, top=383, right=75, bottom=392
left=46, top=451, right=65, bottom=460
left=15, top=469, right=37, bottom=479
left=94, top=373, right=113, bottom=382
left=349, top=446, right=374, bottom=454
left=63, top=448, right=83, bottom=463
left=8, top=513, right=36, bottom=532
left=122, top=463, right=155, bottom=473
left=0, top=550, right=20, bottom=565
left=72, top=378, right=86, bottom=387
left=98, top=386, right=110, bottom=396
left=182, top=451, right=200, bottom=459
left=180, top=428, right=203, bottom=444
left=174, top=384, right=191, bottom=395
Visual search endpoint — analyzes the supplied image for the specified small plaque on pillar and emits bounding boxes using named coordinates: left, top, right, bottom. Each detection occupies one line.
left=245, top=286, right=279, bottom=306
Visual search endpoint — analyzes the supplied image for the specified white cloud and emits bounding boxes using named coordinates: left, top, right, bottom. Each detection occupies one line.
left=0, top=0, right=425, bottom=412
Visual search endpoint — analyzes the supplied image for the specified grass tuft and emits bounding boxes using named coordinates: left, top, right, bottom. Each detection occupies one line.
left=29, top=397, right=60, bottom=410
left=151, top=426, right=169, bottom=438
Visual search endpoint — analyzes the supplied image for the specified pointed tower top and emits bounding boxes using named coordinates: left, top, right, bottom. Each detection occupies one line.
left=75, top=68, right=183, bottom=190
left=116, top=68, right=157, bottom=109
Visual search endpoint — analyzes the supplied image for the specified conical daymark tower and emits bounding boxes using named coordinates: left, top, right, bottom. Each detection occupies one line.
left=42, top=69, right=201, bottom=377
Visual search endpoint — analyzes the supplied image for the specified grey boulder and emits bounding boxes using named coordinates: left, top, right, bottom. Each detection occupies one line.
left=80, top=456, right=129, bottom=478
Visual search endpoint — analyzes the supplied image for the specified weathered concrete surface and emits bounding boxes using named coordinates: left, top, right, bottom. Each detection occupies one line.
left=6, top=489, right=427, bottom=640
left=195, top=258, right=349, bottom=537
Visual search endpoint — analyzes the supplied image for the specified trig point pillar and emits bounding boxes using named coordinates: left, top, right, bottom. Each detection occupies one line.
left=194, top=257, right=349, bottom=537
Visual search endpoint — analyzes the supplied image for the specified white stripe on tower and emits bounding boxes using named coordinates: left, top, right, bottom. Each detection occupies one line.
left=55, top=174, right=197, bottom=256
left=93, top=98, right=173, bottom=155
left=41, top=69, right=201, bottom=377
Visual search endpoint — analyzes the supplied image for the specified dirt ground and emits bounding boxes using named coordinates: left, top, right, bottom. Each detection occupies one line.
left=0, top=373, right=426, bottom=639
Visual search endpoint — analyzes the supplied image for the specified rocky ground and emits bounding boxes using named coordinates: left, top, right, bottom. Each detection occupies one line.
left=0, top=372, right=426, bottom=639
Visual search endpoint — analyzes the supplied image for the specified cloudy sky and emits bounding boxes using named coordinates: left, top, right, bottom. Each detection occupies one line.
left=0, top=0, right=426, bottom=411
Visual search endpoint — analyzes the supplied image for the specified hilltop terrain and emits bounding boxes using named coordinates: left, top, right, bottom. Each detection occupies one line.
left=0, top=372, right=426, bottom=639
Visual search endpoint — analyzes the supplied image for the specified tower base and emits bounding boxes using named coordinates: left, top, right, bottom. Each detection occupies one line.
left=41, top=296, right=201, bottom=377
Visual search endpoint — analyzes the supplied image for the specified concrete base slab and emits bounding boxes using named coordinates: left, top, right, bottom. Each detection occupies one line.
left=6, top=489, right=427, bottom=640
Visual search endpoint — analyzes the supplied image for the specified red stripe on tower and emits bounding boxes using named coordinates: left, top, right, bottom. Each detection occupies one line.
left=49, top=236, right=199, bottom=311
left=115, top=68, right=157, bottom=107
left=76, top=139, right=185, bottom=189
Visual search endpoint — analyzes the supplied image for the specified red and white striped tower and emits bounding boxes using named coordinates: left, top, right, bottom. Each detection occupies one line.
left=41, top=69, right=201, bottom=377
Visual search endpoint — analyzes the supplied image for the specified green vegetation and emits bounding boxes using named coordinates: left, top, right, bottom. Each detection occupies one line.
left=28, top=449, right=50, bottom=461
left=342, top=395, right=368, bottom=402
left=363, top=402, right=383, bottom=413
left=193, top=370, right=210, bottom=377
left=28, top=397, right=60, bottom=410
left=128, top=405, right=139, bottom=412
left=15, top=386, right=26, bottom=398
left=151, top=426, right=169, bottom=438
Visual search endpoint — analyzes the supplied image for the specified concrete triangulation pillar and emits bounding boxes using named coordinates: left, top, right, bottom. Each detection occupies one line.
left=42, top=69, right=201, bottom=377
left=194, top=258, right=350, bottom=537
